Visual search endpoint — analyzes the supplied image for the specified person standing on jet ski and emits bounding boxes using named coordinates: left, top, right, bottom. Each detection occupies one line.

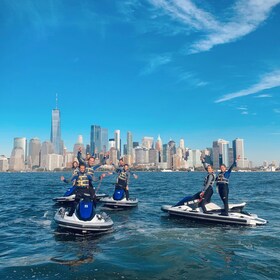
left=199, top=157, right=216, bottom=213
left=216, top=158, right=238, bottom=216
left=67, top=164, right=105, bottom=216
left=113, top=163, right=138, bottom=200
left=77, top=147, right=108, bottom=185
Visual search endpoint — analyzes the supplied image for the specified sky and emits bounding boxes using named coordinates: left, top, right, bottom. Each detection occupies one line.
left=1, top=0, right=280, bottom=166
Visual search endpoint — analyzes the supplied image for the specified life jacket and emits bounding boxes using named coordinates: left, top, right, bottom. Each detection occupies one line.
left=117, top=171, right=128, bottom=187
left=203, top=173, right=215, bottom=188
left=216, top=172, right=229, bottom=184
left=86, top=167, right=95, bottom=176
left=75, top=173, right=89, bottom=188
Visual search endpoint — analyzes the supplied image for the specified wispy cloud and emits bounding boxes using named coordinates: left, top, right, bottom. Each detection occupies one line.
left=150, top=0, right=280, bottom=53
left=274, top=108, right=280, bottom=113
left=255, top=94, right=272, bottom=98
left=177, top=71, right=208, bottom=87
left=215, top=70, right=280, bottom=103
left=140, top=54, right=172, bottom=75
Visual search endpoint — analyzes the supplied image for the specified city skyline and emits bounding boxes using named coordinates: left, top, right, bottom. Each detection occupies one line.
left=1, top=1, right=280, bottom=165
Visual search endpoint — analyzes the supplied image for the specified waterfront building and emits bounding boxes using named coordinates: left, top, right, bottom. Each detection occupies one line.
left=40, top=141, right=54, bottom=169
left=64, top=152, right=74, bottom=168
left=135, top=147, right=149, bottom=164
left=90, top=125, right=101, bottom=156
left=127, top=131, right=133, bottom=157
left=148, top=149, right=159, bottom=165
left=233, top=138, right=245, bottom=168
left=123, top=144, right=127, bottom=156
left=50, top=98, right=63, bottom=155
left=14, top=137, right=27, bottom=163
left=46, top=154, right=63, bottom=171
left=155, top=135, right=163, bottom=162
left=9, top=148, right=25, bottom=171
left=212, top=139, right=229, bottom=168
left=162, top=144, right=168, bottom=163
left=28, top=138, right=41, bottom=168
left=0, top=155, right=9, bottom=172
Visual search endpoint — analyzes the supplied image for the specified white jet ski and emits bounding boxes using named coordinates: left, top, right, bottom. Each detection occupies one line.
left=53, top=186, right=107, bottom=203
left=99, top=186, right=138, bottom=209
left=54, top=197, right=113, bottom=233
left=161, top=202, right=267, bottom=226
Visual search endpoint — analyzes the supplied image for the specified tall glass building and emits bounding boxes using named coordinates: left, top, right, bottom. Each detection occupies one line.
left=50, top=108, right=63, bottom=155
left=90, top=125, right=101, bottom=155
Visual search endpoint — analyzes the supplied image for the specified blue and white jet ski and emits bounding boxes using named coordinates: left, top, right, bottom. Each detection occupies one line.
left=99, top=186, right=138, bottom=209
left=53, top=186, right=107, bottom=203
left=54, top=194, right=113, bottom=234
left=161, top=199, right=267, bottom=226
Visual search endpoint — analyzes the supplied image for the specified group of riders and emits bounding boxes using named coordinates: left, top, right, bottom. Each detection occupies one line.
left=60, top=148, right=138, bottom=216
left=60, top=147, right=237, bottom=217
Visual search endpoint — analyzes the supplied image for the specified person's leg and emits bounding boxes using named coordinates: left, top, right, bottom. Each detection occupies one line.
left=219, top=185, right=229, bottom=215
left=200, top=188, right=213, bottom=213
left=125, top=186, right=129, bottom=200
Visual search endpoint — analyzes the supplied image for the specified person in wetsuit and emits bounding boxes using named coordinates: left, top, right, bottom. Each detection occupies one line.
left=216, top=159, right=237, bottom=216
left=199, top=157, right=216, bottom=213
left=67, top=164, right=105, bottom=216
left=113, top=163, right=138, bottom=200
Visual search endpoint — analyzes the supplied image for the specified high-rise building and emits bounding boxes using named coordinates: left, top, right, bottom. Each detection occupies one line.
left=0, top=155, right=9, bottom=172
left=9, top=148, right=25, bottom=171
left=212, top=139, right=229, bottom=168
left=50, top=97, right=63, bottom=155
left=90, top=125, right=101, bottom=155
left=101, top=128, right=108, bottom=152
left=46, top=154, right=63, bottom=171
left=40, top=141, right=54, bottom=169
left=127, top=131, right=133, bottom=156
left=14, top=137, right=27, bottom=163
left=73, top=135, right=85, bottom=157
left=179, top=138, right=185, bottom=151
left=233, top=138, right=245, bottom=168
left=135, top=147, right=149, bottom=164
left=114, top=130, right=121, bottom=158
left=109, top=138, right=116, bottom=149
left=133, top=142, right=139, bottom=148
left=142, top=137, right=154, bottom=149
left=123, top=144, right=127, bottom=156
left=29, top=138, right=41, bottom=168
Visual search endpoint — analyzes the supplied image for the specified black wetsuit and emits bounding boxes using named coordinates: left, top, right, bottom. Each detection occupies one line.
left=200, top=162, right=215, bottom=213
left=216, top=161, right=235, bottom=215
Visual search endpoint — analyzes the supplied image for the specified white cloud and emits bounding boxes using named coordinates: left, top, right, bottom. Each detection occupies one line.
left=140, top=54, right=172, bottom=75
left=215, top=70, right=280, bottom=103
left=236, top=106, right=247, bottom=110
left=150, top=0, right=280, bottom=53
left=255, top=94, right=272, bottom=98
left=274, top=108, right=280, bottom=113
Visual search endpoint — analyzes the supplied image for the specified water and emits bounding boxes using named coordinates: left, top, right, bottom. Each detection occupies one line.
left=0, top=172, right=279, bottom=279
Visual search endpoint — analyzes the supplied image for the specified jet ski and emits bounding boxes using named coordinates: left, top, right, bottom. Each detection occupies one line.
left=161, top=200, right=267, bottom=226
left=54, top=194, right=114, bottom=234
left=99, top=186, right=138, bottom=209
left=53, top=186, right=107, bottom=203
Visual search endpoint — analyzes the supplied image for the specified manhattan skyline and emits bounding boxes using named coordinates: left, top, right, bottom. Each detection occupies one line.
left=1, top=1, right=280, bottom=165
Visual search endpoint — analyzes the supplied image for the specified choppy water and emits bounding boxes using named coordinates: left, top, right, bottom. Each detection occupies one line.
left=0, top=172, right=279, bottom=280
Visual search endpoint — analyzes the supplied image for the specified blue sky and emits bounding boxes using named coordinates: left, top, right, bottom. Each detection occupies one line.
left=1, top=0, right=280, bottom=165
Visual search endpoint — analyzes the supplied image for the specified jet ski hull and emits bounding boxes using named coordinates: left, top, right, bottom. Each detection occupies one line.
left=54, top=207, right=114, bottom=233
left=100, top=197, right=138, bottom=208
left=161, top=204, right=267, bottom=226
left=53, top=193, right=108, bottom=203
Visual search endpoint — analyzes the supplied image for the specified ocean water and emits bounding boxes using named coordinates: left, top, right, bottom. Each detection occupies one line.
left=0, top=172, right=279, bottom=280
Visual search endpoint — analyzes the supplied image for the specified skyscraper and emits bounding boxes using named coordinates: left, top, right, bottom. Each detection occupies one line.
left=13, top=137, right=27, bottom=163
left=101, top=128, right=108, bottom=152
left=90, top=125, right=101, bottom=155
left=114, top=130, right=121, bottom=158
left=127, top=131, right=133, bottom=156
left=212, top=139, right=229, bottom=168
left=142, top=137, right=154, bottom=149
left=50, top=96, right=63, bottom=155
left=233, top=138, right=245, bottom=168
left=73, top=135, right=85, bottom=157
left=29, top=138, right=41, bottom=167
